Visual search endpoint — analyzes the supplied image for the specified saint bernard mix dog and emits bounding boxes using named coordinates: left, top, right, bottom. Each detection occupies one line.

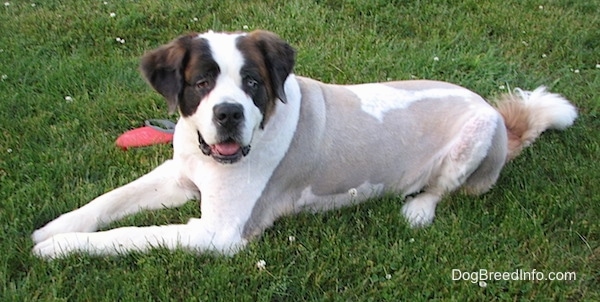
left=32, top=30, right=577, bottom=259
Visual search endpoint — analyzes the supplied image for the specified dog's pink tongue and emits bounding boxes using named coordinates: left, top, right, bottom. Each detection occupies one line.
left=213, top=142, right=241, bottom=156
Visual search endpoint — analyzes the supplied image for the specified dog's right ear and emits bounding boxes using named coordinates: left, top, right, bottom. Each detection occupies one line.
left=140, top=34, right=195, bottom=114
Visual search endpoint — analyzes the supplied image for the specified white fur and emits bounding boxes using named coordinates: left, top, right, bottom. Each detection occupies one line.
left=515, top=86, right=578, bottom=131
left=347, top=84, right=478, bottom=122
left=194, top=32, right=261, bottom=148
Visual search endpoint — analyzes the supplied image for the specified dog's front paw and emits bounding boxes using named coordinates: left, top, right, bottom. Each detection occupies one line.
left=32, top=233, right=88, bottom=260
left=32, top=211, right=98, bottom=244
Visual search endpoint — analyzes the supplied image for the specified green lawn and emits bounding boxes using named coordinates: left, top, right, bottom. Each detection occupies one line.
left=1, top=0, right=598, bottom=300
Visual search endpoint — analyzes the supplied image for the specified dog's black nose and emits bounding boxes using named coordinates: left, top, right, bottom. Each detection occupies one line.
left=213, top=103, right=244, bottom=128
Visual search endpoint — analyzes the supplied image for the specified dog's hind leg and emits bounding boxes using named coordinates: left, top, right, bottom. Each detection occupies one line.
left=402, top=109, right=501, bottom=227
left=32, top=160, right=199, bottom=244
left=463, top=119, right=508, bottom=195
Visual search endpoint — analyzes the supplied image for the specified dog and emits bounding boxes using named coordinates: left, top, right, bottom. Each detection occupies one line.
left=32, top=30, right=577, bottom=259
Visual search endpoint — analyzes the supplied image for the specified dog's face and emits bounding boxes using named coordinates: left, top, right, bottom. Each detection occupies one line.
left=141, top=30, right=296, bottom=164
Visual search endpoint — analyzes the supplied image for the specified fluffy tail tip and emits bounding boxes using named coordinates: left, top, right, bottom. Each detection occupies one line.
left=497, top=86, right=577, bottom=161
left=515, top=86, right=578, bottom=130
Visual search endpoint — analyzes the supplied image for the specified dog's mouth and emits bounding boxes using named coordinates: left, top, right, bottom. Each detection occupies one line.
left=198, top=131, right=250, bottom=164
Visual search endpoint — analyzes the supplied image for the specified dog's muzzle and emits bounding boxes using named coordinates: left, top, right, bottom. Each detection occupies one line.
left=198, top=103, right=251, bottom=164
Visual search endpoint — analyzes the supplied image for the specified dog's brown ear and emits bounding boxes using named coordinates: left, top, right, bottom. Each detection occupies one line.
left=247, top=30, right=296, bottom=103
left=140, top=34, right=195, bottom=114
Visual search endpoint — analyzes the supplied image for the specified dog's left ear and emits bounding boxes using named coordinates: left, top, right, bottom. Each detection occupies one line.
left=140, top=34, right=196, bottom=114
left=248, top=30, right=296, bottom=103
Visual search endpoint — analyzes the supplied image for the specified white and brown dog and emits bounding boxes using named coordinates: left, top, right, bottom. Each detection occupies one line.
left=32, top=30, right=577, bottom=259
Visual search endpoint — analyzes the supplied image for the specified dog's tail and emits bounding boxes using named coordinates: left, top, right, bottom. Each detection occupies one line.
left=494, top=86, right=577, bottom=161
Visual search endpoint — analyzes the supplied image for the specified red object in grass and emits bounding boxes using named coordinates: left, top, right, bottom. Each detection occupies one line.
left=115, top=119, right=176, bottom=150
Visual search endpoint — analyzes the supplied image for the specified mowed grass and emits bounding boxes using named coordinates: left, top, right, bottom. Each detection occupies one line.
left=1, top=0, right=599, bottom=300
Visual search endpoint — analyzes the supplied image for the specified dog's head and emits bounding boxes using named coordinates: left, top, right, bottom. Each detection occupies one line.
left=140, top=30, right=296, bottom=164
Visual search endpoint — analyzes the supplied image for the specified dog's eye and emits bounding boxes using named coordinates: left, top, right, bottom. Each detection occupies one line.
left=246, top=78, right=258, bottom=89
left=196, top=79, right=210, bottom=89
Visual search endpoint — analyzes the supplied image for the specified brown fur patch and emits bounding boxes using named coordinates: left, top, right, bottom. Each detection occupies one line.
left=237, top=30, right=296, bottom=127
left=140, top=33, right=199, bottom=114
left=494, top=94, right=533, bottom=161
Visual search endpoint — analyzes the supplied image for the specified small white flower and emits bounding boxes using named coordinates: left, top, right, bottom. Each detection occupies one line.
left=574, top=69, right=580, bottom=73
left=348, top=188, right=358, bottom=197
left=31, top=3, right=36, bottom=7
left=103, top=1, right=108, bottom=4
left=596, top=64, right=600, bottom=69
left=115, top=37, right=125, bottom=44
left=243, top=25, right=249, bottom=30
left=256, top=259, right=266, bottom=270
left=191, top=17, right=198, bottom=22
left=385, top=274, right=392, bottom=280
left=7, top=148, right=13, bottom=153
left=541, top=53, right=547, bottom=58
left=539, top=5, right=543, bottom=10
left=65, top=96, right=73, bottom=102
left=109, top=12, right=116, bottom=17
left=288, top=235, right=296, bottom=242
left=433, top=56, right=439, bottom=61
left=409, top=238, right=415, bottom=243
left=479, top=280, right=487, bottom=288
left=4, top=2, right=9, bottom=6
left=498, top=85, right=506, bottom=90
left=1, top=74, right=7, bottom=80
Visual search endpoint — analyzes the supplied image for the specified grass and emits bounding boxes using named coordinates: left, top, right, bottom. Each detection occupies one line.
left=1, top=0, right=598, bottom=300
